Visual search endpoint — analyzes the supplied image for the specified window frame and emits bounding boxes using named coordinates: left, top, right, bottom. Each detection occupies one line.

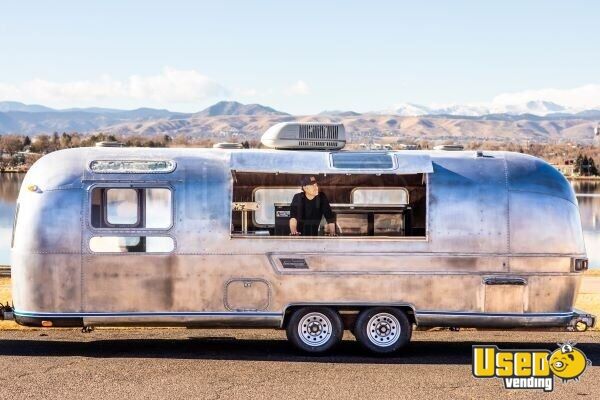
left=104, top=188, right=141, bottom=228
left=88, top=183, right=175, bottom=232
left=88, top=235, right=176, bottom=254
left=229, top=171, right=430, bottom=241
left=251, top=186, right=302, bottom=227
left=350, top=187, right=410, bottom=205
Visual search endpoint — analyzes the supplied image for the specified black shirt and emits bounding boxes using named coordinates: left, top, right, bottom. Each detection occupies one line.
left=290, top=192, right=335, bottom=236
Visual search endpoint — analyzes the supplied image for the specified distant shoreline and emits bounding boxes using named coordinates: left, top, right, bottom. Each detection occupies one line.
left=568, top=176, right=600, bottom=181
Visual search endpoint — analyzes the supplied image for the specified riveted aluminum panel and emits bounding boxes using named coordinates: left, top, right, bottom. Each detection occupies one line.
left=11, top=253, right=81, bottom=313
left=13, top=189, right=82, bottom=254
left=21, top=148, right=83, bottom=191
left=505, top=152, right=576, bottom=204
left=231, top=149, right=432, bottom=175
left=269, top=253, right=507, bottom=274
left=509, top=192, right=585, bottom=254
left=428, top=155, right=508, bottom=253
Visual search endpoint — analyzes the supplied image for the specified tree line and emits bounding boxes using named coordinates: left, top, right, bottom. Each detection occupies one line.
left=1, top=131, right=599, bottom=176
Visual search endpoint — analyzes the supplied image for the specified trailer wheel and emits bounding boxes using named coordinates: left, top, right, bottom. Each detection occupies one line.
left=286, top=307, right=343, bottom=354
left=354, top=307, right=412, bottom=354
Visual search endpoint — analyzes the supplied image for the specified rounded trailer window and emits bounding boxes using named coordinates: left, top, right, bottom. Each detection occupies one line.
left=145, top=188, right=172, bottom=229
left=106, top=189, right=139, bottom=225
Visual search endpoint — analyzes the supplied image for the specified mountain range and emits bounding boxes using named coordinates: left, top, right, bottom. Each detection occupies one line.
left=0, top=100, right=599, bottom=143
left=386, top=100, right=577, bottom=117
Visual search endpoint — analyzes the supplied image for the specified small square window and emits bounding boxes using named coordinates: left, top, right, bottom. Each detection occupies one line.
left=106, top=189, right=139, bottom=225
left=145, top=188, right=172, bottom=229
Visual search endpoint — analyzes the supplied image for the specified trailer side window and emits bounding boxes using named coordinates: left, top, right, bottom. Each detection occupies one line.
left=89, top=236, right=174, bottom=253
left=253, top=188, right=301, bottom=226
left=91, top=187, right=172, bottom=229
left=145, top=188, right=172, bottom=228
left=106, top=189, right=139, bottom=225
left=351, top=188, right=409, bottom=205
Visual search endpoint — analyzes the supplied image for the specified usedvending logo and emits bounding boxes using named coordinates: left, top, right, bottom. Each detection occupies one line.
left=472, top=342, right=591, bottom=392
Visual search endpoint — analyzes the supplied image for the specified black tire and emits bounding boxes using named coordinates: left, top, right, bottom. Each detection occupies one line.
left=286, top=307, right=344, bottom=354
left=354, top=307, right=412, bottom=354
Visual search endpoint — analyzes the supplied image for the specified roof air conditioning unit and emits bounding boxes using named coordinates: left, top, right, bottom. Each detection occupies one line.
left=261, top=122, right=346, bottom=150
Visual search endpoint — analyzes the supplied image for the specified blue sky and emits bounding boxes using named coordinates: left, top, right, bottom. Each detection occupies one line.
left=1, top=1, right=599, bottom=114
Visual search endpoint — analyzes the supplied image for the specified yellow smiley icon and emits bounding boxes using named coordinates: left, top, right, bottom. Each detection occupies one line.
left=548, top=343, right=591, bottom=381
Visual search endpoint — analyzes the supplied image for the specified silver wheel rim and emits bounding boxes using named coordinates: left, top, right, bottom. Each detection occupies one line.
left=366, top=313, right=401, bottom=347
left=297, top=312, right=333, bottom=347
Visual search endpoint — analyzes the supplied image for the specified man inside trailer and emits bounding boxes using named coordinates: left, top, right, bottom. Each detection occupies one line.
left=289, top=175, right=336, bottom=236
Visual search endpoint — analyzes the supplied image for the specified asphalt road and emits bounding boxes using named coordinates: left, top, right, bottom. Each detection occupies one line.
left=0, top=328, right=598, bottom=399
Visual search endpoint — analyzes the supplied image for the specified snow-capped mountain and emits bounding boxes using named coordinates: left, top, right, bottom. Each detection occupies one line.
left=386, top=103, right=433, bottom=116
left=388, top=100, right=583, bottom=117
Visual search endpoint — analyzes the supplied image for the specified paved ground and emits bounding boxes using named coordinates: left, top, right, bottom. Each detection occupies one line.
left=0, top=328, right=598, bottom=399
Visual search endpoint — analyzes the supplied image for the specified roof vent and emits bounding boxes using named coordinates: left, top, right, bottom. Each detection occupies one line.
left=95, top=141, right=124, bottom=147
left=433, top=144, right=464, bottom=151
left=213, top=142, right=244, bottom=149
left=261, top=122, right=346, bottom=150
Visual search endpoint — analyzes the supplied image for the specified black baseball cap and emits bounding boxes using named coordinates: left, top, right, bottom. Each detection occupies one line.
left=299, top=176, right=318, bottom=186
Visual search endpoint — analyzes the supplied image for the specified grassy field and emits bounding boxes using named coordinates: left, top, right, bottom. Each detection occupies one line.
left=1, top=276, right=599, bottom=331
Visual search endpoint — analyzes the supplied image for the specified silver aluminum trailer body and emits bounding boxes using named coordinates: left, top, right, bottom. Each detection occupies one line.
left=8, top=147, right=594, bottom=341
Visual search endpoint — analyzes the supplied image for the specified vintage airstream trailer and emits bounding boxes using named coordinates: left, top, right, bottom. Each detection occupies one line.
left=2, top=122, right=595, bottom=354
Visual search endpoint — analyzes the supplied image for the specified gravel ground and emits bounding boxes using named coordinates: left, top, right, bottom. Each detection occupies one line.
left=0, top=328, right=598, bottom=399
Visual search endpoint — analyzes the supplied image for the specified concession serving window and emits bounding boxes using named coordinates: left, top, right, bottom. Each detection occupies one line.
left=230, top=170, right=428, bottom=238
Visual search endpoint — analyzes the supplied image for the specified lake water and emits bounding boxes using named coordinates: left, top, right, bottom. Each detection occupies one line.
left=0, top=174, right=599, bottom=267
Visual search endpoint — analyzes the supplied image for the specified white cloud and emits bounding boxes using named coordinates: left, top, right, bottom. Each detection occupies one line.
left=0, top=67, right=228, bottom=108
left=285, top=80, right=310, bottom=96
left=491, top=84, right=600, bottom=110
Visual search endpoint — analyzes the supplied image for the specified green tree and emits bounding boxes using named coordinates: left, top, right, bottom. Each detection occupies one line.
left=589, top=158, right=599, bottom=176
left=574, top=154, right=584, bottom=174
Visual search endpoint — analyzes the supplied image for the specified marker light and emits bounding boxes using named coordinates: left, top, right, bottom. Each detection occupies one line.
left=27, top=184, right=39, bottom=192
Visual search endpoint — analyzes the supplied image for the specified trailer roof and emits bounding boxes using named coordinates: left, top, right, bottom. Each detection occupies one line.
left=20, top=147, right=575, bottom=205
